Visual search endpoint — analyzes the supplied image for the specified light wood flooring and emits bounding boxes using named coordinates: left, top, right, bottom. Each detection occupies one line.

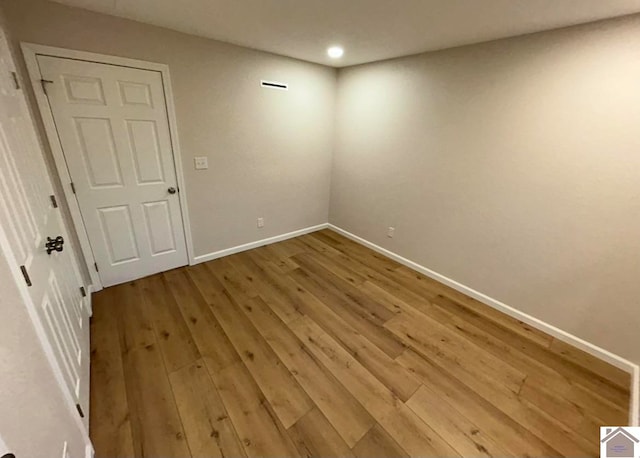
left=90, top=229, right=631, bottom=457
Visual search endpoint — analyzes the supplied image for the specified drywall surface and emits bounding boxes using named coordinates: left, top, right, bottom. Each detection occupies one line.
left=331, top=15, right=640, bottom=364
left=1, top=0, right=336, bottom=259
left=0, top=249, right=87, bottom=458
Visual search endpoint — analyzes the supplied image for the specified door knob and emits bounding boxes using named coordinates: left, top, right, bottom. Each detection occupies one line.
left=2, top=454, right=16, bottom=458
left=168, top=187, right=177, bottom=194
left=45, top=236, right=64, bottom=255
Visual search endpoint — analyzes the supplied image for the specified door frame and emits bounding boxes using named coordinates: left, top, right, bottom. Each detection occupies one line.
left=21, top=43, right=194, bottom=292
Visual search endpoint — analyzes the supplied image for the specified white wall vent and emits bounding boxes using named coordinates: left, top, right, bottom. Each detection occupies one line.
left=261, top=80, right=288, bottom=91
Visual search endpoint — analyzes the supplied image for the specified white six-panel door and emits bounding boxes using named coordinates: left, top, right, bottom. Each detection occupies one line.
left=37, top=56, right=188, bottom=287
left=0, top=30, right=90, bottom=430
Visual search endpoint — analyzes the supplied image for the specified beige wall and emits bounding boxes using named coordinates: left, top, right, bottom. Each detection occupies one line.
left=331, top=15, right=640, bottom=364
left=1, top=0, right=336, bottom=259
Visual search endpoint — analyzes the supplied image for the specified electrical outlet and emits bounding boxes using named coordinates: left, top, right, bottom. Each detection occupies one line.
left=257, top=217, right=264, bottom=228
left=387, top=226, right=395, bottom=238
left=194, top=156, right=208, bottom=170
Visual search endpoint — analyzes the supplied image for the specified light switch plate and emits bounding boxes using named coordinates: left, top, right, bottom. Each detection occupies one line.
left=194, top=156, right=208, bottom=170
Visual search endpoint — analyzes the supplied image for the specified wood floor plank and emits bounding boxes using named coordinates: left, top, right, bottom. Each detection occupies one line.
left=272, top=237, right=308, bottom=258
left=90, top=230, right=629, bottom=458
left=396, top=266, right=554, bottom=347
left=364, top=272, right=550, bottom=388
left=115, top=281, right=155, bottom=352
left=400, top=346, right=600, bottom=457
left=230, top=260, right=419, bottom=406
left=430, top=294, right=630, bottom=408
left=312, top=230, right=403, bottom=274
left=117, top=300, right=190, bottom=458
left=548, top=337, right=631, bottom=391
left=252, top=244, right=300, bottom=273
left=358, top=280, right=405, bottom=316
left=407, top=291, right=614, bottom=403
left=390, top=315, right=595, bottom=456
left=205, top=257, right=259, bottom=303
left=294, top=252, right=396, bottom=325
left=297, top=233, right=344, bottom=256
left=287, top=408, right=355, bottom=457
left=296, top=236, right=367, bottom=285
left=300, top=236, right=446, bottom=315
left=518, top=377, right=606, bottom=442
left=168, top=268, right=241, bottom=373
left=560, top=380, right=629, bottom=425
left=385, top=313, right=526, bottom=395
left=289, top=315, right=458, bottom=457
left=286, top=275, right=420, bottom=402
left=288, top=315, right=402, bottom=414
left=378, top=405, right=460, bottom=458
left=240, top=296, right=375, bottom=447
left=324, top=229, right=553, bottom=350
left=319, top=229, right=553, bottom=350
left=209, top=361, right=301, bottom=457
left=407, top=385, right=511, bottom=458
left=90, top=287, right=135, bottom=458
left=392, top=300, right=605, bottom=416
left=139, top=274, right=201, bottom=373
left=290, top=266, right=405, bottom=358
left=230, top=250, right=305, bottom=324
left=352, top=424, right=409, bottom=458
left=169, top=359, right=245, bottom=458
left=202, top=264, right=314, bottom=428
left=360, top=278, right=523, bottom=383
left=397, top=349, right=560, bottom=457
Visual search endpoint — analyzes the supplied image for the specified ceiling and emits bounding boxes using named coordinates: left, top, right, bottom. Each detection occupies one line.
left=52, top=0, right=640, bottom=67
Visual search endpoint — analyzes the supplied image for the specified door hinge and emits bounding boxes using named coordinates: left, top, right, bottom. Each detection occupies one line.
left=70, top=182, right=76, bottom=194
left=10, top=71, right=20, bottom=90
left=49, top=194, right=58, bottom=208
left=94, top=262, right=99, bottom=272
left=20, top=265, right=32, bottom=287
left=40, top=78, right=53, bottom=96
left=80, top=286, right=87, bottom=297
left=76, top=403, right=85, bottom=418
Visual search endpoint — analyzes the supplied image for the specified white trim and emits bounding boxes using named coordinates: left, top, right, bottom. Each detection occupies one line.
left=192, top=223, right=329, bottom=264
left=632, top=366, right=640, bottom=426
left=86, top=285, right=94, bottom=317
left=328, top=223, right=640, bottom=425
left=20, top=43, right=196, bottom=286
left=85, top=442, right=95, bottom=458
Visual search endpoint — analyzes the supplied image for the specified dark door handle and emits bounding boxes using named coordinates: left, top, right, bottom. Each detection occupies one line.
left=168, top=187, right=177, bottom=194
left=2, top=453, right=16, bottom=458
left=45, top=236, right=64, bottom=255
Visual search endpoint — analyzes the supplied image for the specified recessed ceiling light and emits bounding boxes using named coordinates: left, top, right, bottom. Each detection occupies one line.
left=327, top=46, right=344, bottom=59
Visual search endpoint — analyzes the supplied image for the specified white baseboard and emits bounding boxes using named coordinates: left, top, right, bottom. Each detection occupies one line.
left=85, top=285, right=94, bottom=317
left=328, top=224, right=640, bottom=426
left=192, top=223, right=329, bottom=265
left=632, top=366, right=640, bottom=425
left=89, top=282, right=102, bottom=293
left=85, top=442, right=95, bottom=458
